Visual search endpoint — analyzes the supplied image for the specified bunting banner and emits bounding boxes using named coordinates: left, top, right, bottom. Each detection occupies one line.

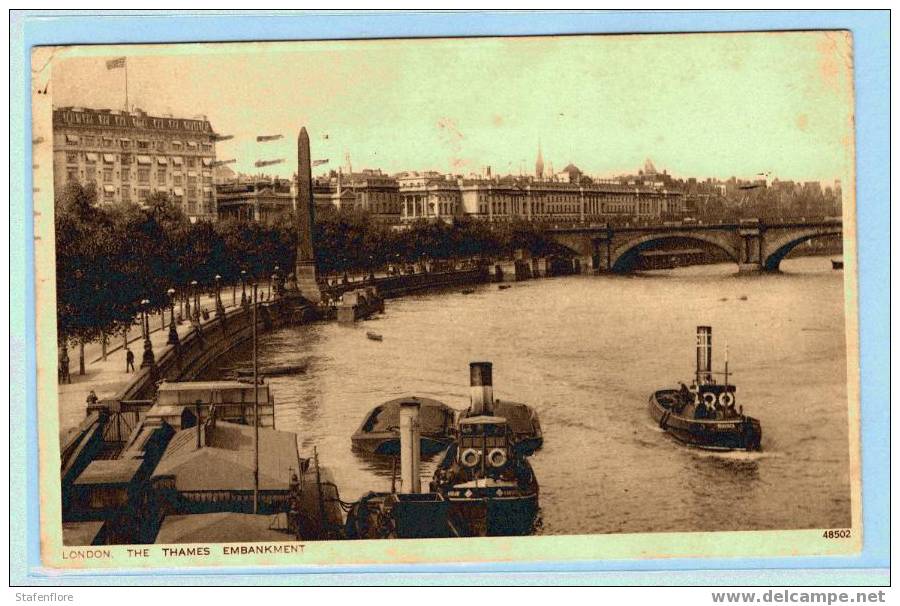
left=256, top=134, right=283, bottom=142
left=312, top=159, right=329, bottom=167
left=254, top=159, right=284, bottom=168
left=212, top=159, right=237, bottom=167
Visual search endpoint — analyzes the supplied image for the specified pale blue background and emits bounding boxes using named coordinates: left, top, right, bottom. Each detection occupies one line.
left=9, top=10, right=890, bottom=586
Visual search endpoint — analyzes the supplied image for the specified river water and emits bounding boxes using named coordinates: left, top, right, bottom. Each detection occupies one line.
left=204, top=255, right=852, bottom=535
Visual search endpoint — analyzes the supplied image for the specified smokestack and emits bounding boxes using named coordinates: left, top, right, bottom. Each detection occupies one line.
left=399, top=399, right=421, bottom=494
left=469, top=362, right=494, bottom=415
left=696, top=326, right=712, bottom=385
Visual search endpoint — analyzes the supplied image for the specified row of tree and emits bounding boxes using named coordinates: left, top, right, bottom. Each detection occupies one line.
left=686, top=182, right=843, bottom=222
left=55, top=182, right=569, bottom=351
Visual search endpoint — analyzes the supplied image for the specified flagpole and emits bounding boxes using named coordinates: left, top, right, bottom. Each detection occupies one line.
left=124, top=59, right=129, bottom=111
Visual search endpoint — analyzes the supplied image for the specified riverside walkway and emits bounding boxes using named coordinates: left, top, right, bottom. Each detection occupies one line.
left=56, top=290, right=274, bottom=435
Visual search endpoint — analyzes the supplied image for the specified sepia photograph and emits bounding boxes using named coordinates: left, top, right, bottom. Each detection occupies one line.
left=28, top=27, right=862, bottom=570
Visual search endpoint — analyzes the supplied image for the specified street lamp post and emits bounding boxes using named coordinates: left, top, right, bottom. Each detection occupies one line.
left=251, top=279, right=259, bottom=513
left=140, top=298, right=155, bottom=368
left=240, top=270, right=248, bottom=308
left=215, top=274, right=225, bottom=317
left=273, top=265, right=281, bottom=299
left=167, top=288, right=179, bottom=346
left=191, top=280, right=200, bottom=323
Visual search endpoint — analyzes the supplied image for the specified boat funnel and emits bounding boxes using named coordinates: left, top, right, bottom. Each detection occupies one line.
left=399, top=399, right=422, bottom=494
left=470, top=362, right=494, bottom=415
left=696, top=326, right=713, bottom=385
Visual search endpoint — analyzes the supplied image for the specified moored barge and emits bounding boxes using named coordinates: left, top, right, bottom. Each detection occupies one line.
left=351, top=396, right=457, bottom=456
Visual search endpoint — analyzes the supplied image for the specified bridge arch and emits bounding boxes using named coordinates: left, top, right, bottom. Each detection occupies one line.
left=610, top=233, right=740, bottom=273
left=762, top=229, right=842, bottom=271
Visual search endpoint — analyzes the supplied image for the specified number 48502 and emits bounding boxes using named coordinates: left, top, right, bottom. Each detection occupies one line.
left=822, top=529, right=851, bottom=539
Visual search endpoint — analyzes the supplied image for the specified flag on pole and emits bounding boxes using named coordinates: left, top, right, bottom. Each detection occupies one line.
left=106, top=57, right=126, bottom=70
left=256, top=134, right=283, bottom=142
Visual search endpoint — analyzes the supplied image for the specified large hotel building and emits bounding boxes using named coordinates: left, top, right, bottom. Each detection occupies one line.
left=52, top=107, right=218, bottom=222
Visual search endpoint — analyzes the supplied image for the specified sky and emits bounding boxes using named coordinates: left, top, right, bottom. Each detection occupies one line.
left=45, top=32, right=854, bottom=183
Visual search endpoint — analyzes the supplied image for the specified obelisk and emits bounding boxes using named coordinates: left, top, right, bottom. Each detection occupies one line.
left=295, top=127, right=322, bottom=303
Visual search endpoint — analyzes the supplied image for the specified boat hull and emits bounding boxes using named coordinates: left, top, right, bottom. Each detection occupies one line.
left=444, top=492, right=539, bottom=537
left=351, top=433, right=452, bottom=456
left=432, top=444, right=540, bottom=537
left=649, top=390, right=762, bottom=451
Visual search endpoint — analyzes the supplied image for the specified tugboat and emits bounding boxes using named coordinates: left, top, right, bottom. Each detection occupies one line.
left=649, top=327, right=762, bottom=451
left=430, top=363, right=540, bottom=536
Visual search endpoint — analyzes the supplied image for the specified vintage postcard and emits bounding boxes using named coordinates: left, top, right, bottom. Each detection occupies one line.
left=30, top=30, right=860, bottom=571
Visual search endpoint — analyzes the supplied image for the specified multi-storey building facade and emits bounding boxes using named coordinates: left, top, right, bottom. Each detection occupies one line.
left=456, top=176, right=683, bottom=223
left=216, top=177, right=294, bottom=226
left=397, top=172, right=463, bottom=222
left=311, top=169, right=402, bottom=222
left=52, top=107, right=218, bottom=222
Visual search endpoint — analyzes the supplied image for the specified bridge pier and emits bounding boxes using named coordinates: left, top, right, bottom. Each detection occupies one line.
left=737, top=262, right=765, bottom=273
left=738, top=221, right=765, bottom=272
left=591, top=235, right=613, bottom=273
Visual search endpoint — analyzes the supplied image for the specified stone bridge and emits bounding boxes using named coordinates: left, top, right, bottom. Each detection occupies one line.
left=545, top=218, right=843, bottom=273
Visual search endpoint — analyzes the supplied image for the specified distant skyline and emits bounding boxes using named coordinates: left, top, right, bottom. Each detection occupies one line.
left=44, top=32, right=853, bottom=183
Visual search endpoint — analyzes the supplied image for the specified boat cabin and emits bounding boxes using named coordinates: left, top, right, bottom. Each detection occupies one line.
left=682, top=382, right=739, bottom=420
left=455, top=416, right=512, bottom=471
left=149, top=381, right=275, bottom=429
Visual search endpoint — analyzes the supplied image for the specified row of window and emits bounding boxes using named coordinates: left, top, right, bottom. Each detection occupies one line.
left=64, top=134, right=212, bottom=153
left=66, top=167, right=212, bottom=186
left=94, top=185, right=213, bottom=200
left=64, top=151, right=213, bottom=168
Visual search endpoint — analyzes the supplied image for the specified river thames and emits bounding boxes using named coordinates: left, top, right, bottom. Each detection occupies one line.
left=205, top=255, right=852, bottom=535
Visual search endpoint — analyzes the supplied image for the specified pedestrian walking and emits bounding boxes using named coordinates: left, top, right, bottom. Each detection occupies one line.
left=86, top=390, right=98, bottom=406
left=59, top=349, right=71, bottom=384
left=126, top=347, right=135, bottom=373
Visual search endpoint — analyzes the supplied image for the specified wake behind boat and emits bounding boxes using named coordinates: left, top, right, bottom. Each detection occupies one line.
left=649, top=326, right=762, bottom=451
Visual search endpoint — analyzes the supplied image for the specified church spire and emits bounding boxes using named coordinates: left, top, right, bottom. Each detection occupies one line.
left=535, top=140, right=544, bottom=180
